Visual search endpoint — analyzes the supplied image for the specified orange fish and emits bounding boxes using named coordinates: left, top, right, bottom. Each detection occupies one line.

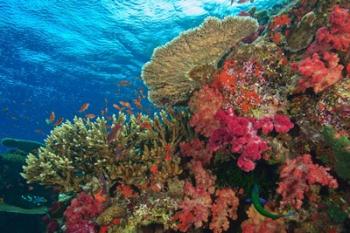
left=133, top=97, right=142, bottom=109
left=49, top=112, right=55, bottom=123
left=126, top=109, right=133, bottom=115
left=112, top=104, right=123, bottom=111
left=140, top=121, right=152, bottom=130
left=94, top=190, right=107, bottom=203
left=85, top=113, right=96, bottom=119
left=119, top=101, right=131, bottom=109
left=117, top=80, right=131, bottom=87
left=54, top=117, right=64, bottom=126
left=79, top=103, right=90, bottom=112
left=100, top=107, right=108, bottom=115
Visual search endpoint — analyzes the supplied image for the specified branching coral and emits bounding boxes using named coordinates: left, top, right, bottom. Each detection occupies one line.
left=277, top=154, right=338, bottom=209
left=22, top=117, right=118, bottom=192
left=141, top=16, right=258, bottom=106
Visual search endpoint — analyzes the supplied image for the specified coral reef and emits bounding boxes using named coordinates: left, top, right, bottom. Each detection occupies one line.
left=141, top=16, right=258, bottom=106
left=277, top=154, right=338, bottom=209
left=21, top=2, right=350, bottom=233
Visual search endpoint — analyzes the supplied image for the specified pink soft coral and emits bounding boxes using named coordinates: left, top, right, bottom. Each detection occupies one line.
left=255, top=114, right=294, bottom=135
left=295, top=52, right=344, bottom=93
left=316, top=5, right=350, bottom=52
left=210, top=188, right=239, bottom=233
left=241, top=205, right=287, bottom=233
left=180, top=139, right=213, bottom=166
left=189, top=85, right=224, bottom=137
left=173, top=162, right=215, bottom=232
left=277, top=154, right=338, bottom=209
left=64, top=192, right=104, bottom=233
left=209, top=110, right=293, bottom=172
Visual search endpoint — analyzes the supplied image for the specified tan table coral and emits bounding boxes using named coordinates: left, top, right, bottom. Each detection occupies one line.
left=142, top=16, right=259, bottom=107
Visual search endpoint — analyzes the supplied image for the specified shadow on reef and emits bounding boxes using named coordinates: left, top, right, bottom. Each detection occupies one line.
left=0, top=138, right=57, bottom=233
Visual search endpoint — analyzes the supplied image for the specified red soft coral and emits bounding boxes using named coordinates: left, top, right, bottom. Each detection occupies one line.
left=254, top=114, right=294, bottom=135
left=209, top=188, right=239, bottom=233
left=189, top=85, right=224, bottom=137
left=270, top=14, right=291, bottom=31
left=180, top=139, right=213, bottom=166
left=64, top=192, right=104, bottom=233
left=316, top=5, right=350, bottom=52
left=295, top=52, right=344, bottom=93
left=208, top=110, right=293, bottom=172
left=241, top=205, right=287, bottom=233
left=277, top=154, right=338, bottom=209
left=173, top=162, right=215, bottom=232
left=208, top=109, right=273, bottom=172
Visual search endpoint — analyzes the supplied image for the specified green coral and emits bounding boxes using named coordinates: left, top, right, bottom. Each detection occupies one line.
left=21, top=116, right=119, bottom=192
left=21, top=110, right=191, bottom=193
left=322, top=126, right=350, bottom=182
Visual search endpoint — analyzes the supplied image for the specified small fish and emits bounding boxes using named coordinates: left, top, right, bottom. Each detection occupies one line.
left=107, top=124, right=121, bottom=143
left=100, top=107, right=108, bottom=115
left=119, top=101, right=131, bottom=109
left=93, top=189, right=107, bottom=203
left=117, top=80, right=131, bottom=87
left=49, top=112, right=55, bottom=123
left=126, top=109, right=133, bottom=115
left=85, top=113, right=96, bottom=119
left=112, top=104, right=123, bottom=111
left=21, top=194, right=47, bottom=206
left=79, top=103, right=90, bottom=113
left=140, top=121, right=152, bottom=130
left=133, top=97, right=142, bottom=109
left=54, top=117, right=64, bottom=126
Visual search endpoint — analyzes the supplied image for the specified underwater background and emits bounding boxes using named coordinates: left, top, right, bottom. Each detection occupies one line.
left=0, top=0, right=286, bottom=148
left=2, top=0, right=350, bottom=233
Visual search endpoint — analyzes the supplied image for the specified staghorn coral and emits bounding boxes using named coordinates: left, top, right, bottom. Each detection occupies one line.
left=141, top=16, right=258, bottom=106
left=22, top=117, right=118, bottom=192
left=277, top=154, right=338, bottom=209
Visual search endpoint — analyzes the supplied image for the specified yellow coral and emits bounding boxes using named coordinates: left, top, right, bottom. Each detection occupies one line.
left=141, top=16, right=259, bottom=106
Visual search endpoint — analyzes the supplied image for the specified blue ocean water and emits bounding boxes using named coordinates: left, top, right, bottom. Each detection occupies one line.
left=0, top=0, right=287, bottom=150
